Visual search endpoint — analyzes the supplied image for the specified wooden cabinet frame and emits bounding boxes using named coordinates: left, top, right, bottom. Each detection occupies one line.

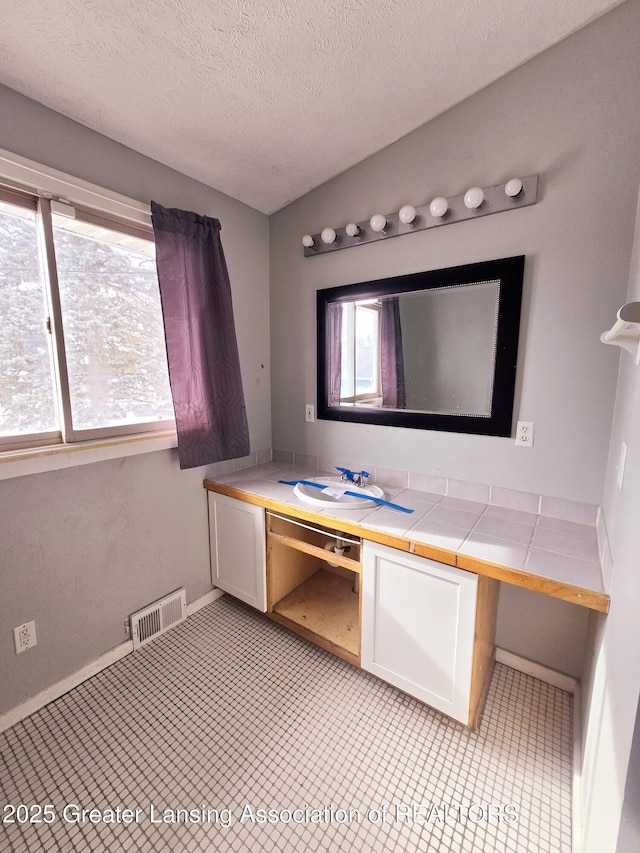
left=266, top=511, right=362, bottom=667
left=206, top=490, right=500, bottom=729
left=264, top=511, right=497, bottom=728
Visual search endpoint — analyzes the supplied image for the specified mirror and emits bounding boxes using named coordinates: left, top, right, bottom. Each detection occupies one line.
left=317, top=256, right=524, bottom=436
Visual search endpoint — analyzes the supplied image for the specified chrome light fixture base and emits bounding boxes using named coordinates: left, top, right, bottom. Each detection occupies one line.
left=302, top=175, right=538, bottom=256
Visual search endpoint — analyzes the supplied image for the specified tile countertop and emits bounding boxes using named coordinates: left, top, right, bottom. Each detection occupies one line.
left=204, top=463, right=610, bottom=613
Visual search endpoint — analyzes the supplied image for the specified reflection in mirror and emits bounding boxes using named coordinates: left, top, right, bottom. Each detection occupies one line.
left=317, top=257, right=524, bottom=436
left=332, top=281, right=500, bottom=415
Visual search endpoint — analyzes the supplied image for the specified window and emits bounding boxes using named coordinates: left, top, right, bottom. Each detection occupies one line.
left=339, top=300, right=381, bottom=404
left=0, top=186, right=174, bottom=452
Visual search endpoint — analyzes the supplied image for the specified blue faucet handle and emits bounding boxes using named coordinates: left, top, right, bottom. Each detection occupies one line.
left=335, top=467, right=371, bottom=482
left=335, top=466, right=355, bottom=482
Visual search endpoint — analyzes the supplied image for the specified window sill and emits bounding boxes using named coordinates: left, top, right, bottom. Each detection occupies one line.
left=0, top=431, right=178, bottom=481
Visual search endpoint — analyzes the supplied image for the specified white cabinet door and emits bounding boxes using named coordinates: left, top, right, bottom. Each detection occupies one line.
left=362, top=542, right=478, bottom=724
left=208, top=492, right=267, bottom=612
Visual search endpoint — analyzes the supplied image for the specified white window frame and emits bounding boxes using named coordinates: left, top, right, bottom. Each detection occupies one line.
left=0, top=148, right=176, bottom=468
left=0, top=147, right=152, bottom=228
left=339, top=300, right=382, bottom=404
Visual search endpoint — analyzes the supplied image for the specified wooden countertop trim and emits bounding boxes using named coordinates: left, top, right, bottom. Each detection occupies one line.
left=456, top=554, right=609, bottom=613
left=203, top=479, right=610, bottom=613
left=409, top=540, right=458, bottom=566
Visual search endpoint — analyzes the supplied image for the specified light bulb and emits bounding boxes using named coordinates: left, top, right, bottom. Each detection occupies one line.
left=399, top=204, right=417, bottom=225
left=370, top=213, right=387, bottom=233
left=464, top=187, right=484, bottom=210
left=321, top=227, right=337, bottom=244
left=505, top=178, right=523, bottom=198
left=429, top=197, right=448, bottom=218
left=345, top=222, right=360, bottom=238
left=302, top=234, right=315, bottom=248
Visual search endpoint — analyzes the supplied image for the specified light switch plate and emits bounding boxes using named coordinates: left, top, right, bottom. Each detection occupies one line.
left=305, top=404, right=315, bottom=423
left=617, top=440, right=628, bottom=490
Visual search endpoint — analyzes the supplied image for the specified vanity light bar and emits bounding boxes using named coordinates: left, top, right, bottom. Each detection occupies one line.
left=302, top=175, right=539, bottom=257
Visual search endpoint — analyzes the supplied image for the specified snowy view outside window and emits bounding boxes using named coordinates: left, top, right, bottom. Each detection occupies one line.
left=0, top=195, right=174, bottom=445
left=51, top=214, right=173, bottom=431
left=0, top=200, right=58, bottom=435
left=339, top=302, right=380, bottom=402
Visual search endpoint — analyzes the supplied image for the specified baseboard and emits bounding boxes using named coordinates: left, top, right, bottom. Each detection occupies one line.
left=496, top=647, right=583, bottom=853
left=571, top=681, right=584, bottom=853
left=0, top=588, right=224, bottom=734
left=495, top=647, right=578, bottom=693
left=186, top=588, right=223, bottom=615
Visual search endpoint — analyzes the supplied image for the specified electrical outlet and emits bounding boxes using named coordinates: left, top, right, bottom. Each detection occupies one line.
left=515, top=421, right=534, bottom=447
left=305, top=404, right=315, bottom=423
left=14, top=620, right=37, bottom=654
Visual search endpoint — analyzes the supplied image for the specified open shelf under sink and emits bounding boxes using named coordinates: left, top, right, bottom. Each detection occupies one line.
left=272, top=569, right=360, bottom=658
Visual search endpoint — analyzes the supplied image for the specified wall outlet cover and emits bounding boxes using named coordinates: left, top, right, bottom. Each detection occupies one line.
left=14, top=620, right=37, bottom=654
left=515, top=421, right=535, bottom=447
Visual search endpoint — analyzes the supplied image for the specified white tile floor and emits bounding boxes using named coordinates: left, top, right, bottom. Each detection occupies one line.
left=0, top=597, right=573, bottom=852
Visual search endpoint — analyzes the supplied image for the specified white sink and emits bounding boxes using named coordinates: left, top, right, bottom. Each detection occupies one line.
left=293, top=477, right=385, bottom=509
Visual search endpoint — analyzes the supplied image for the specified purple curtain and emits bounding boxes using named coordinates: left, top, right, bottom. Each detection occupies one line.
left=151, top=202, right=250, bottom=469
left=381, top=297, right=406, bottom=408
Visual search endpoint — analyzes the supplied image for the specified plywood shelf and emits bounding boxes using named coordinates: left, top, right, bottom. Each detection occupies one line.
left=266, top=509, right=362, bottom=664
left=272, top=569, right=360, bottom=659
left=268, top=530, right=361, bottom=573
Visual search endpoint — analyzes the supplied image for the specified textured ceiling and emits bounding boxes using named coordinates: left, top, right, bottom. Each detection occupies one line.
left=0, top=0, right=625, bottom=214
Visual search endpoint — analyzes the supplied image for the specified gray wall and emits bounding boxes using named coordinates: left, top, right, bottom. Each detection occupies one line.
left=581, top=180, right=640, bottom=850
left=2, top=452, right=208, bottom=712
left=269, top=2, right=639, bottom=504
left=399, top=283, right=498, bottom=414
left=269, top=0, right=640, bottom=677
left=0, top=86, right=271, bottom=715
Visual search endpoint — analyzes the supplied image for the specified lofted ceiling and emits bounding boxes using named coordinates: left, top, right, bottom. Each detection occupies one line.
left=0, top=0, right=625, bottom=214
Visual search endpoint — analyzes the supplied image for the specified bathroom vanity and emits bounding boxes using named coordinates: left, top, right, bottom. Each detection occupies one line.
left=204, top=465, right=609, bottom=728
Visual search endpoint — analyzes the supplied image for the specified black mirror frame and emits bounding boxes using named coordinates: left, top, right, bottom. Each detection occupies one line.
left=316, top=255, right=525, bottom=437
